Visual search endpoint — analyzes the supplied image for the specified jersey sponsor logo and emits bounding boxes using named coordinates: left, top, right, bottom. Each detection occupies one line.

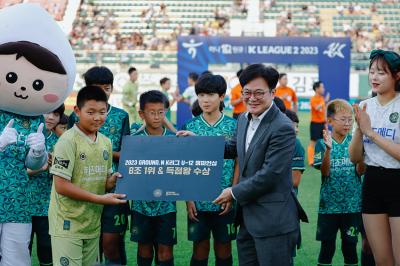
left=372, top=127, right=396, bottom=140
left=389, top=112, right=399, bottom=123
left=79, top=152, right=86, bottom=160
left=60, top=257, right=69, bottom=266
left=54, top=157, right=70, bottom=168
left=84, top=165, right=106, bottom=176
left=103, top=150, right=109, bottom=160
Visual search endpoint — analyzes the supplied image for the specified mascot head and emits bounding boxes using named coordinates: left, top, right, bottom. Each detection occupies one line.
left=0, top=3, right=75, bottom=116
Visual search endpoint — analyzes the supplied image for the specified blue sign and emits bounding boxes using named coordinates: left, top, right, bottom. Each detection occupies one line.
left=116, top=135, right=224, bottom=201
left=177, top=36, right=351, bottom=127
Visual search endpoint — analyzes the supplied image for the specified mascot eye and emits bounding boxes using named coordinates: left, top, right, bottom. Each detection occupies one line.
left=6, top=72, right=18, bottom=84
left=32, top=79, right=44, bottom=91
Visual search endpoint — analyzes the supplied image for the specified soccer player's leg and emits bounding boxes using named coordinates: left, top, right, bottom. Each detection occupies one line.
left=35, top=216, right=53, bottom=266
left=101, top=203, right=129, bottom=264
left=316, top=214, right=340, bottom=266
left=0, top=223, right=32, bottom=266
left=131, top=210, right=154, bottom=266
left=188, top=211, right=211, bottom=266
left=51, top=236, right=83, bottom=266
left=211, top=211, right=236, bottom=266
left=155, top=212, right=177, bottom=266
left=82, top=237, right=100, bottom=266
left=340, top=213, right=361, bottom=266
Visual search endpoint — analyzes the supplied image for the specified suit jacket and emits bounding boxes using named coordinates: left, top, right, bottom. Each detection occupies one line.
left=225, top=103, right=307, bottom=238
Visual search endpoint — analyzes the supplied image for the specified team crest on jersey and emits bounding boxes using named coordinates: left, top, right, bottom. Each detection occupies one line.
left=131, top=226, right=139, bottom=235
left=22, top=119, right=30, bottom=129
left=109, top=126, right=116, bottom=134
left=79, top=152, right=86, bottom=160
left=60, top=257, right=69, bottom=266
left=103, top=150, right=109, bottom=160
left=389, top=112, right=399, bottom=123
left=153, top=189, right=162, bottom=197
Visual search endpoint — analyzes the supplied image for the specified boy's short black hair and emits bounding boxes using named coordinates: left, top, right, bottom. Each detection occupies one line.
left=139, top=90, right=166, bottom=111
left=285, top=109, right=299, bottom=123
left=236, top=69, right=243, bottom=78
left=83, top=66, right=114, bottom=86
left=161, top=92, right=170, bottom=109
left=273, top=97, right=286, bottom=113
left=52, top=104, right=65, bottom=117
left=76, top=86, right=108, bottom=109
left=195, top=74, right=227, bottom=96
left=201, top=70, right=212, bottom=76
left=128, top=67, right=137, bottom=74
left=239, top=64, right=279, bottom=91
left=160, top=77, right=170, bottom=86
left=279, top=73, right=287, bottom=79
left=58, top=114, right=69, bottom=125
left=188, top=72, right=199, bottom=82
left=313, top=81, right=323, bottom=91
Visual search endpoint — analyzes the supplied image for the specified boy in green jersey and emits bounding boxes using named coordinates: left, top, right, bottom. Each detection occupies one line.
left=68, top=66, right=131, bottom=265
left=49, top=86, right=126, bottom=266
left=313, top=99, right=363, bottom=266
left=182, top=74, right=238, bottom=266
left=130, top=90, right=177, bottom=266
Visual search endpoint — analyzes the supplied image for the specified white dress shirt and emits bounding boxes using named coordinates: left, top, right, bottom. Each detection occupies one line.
left=245, top=102, right=274, bottom=151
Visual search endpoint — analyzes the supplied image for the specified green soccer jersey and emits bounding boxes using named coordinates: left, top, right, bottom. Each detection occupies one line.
left=313, top=134, right=362, bottom=214
left=130, top=122, right=143, bottom=135
left=131, top=128, right=177, bottom=216
left=0, top=111, right=45, bottom=223
left=68, top=105, right=130, bottom=172
left=30, top=131, right=58, bottom=217
left=182, top=113, right=236, bottom=212
left=49, top=125, right=113, bottom=239
left=292, top=138, right=305, bottom=195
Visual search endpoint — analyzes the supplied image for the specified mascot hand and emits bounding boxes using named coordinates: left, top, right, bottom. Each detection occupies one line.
left=26, top=123, right=45, bottom=156
left=0, top=119, right=18, bottom=151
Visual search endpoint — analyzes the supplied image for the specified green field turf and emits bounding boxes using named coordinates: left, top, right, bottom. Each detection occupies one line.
left=32, top=112, right=357, bottom=265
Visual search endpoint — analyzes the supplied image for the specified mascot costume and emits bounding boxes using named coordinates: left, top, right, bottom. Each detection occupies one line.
left=0, top=4, right=75, bottom=265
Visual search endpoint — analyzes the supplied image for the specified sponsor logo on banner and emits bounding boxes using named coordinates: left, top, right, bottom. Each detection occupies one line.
left=182, top=39, right=203, bottom=59
left=323, top=42, right=346, bottom=59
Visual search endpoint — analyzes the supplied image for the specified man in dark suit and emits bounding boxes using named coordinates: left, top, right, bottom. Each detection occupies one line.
left=213, top=64, right=305, bottom=266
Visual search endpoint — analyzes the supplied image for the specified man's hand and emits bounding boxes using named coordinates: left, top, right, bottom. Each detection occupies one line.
left=176, top=130, right=196, bottom=137
left=213, top=187, right=233, bottom=212
left=97, top=193, right=127, bottom=205
left=219, top=200, right=232, bottom=216
left=186, top=201, right=199, bottom=222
